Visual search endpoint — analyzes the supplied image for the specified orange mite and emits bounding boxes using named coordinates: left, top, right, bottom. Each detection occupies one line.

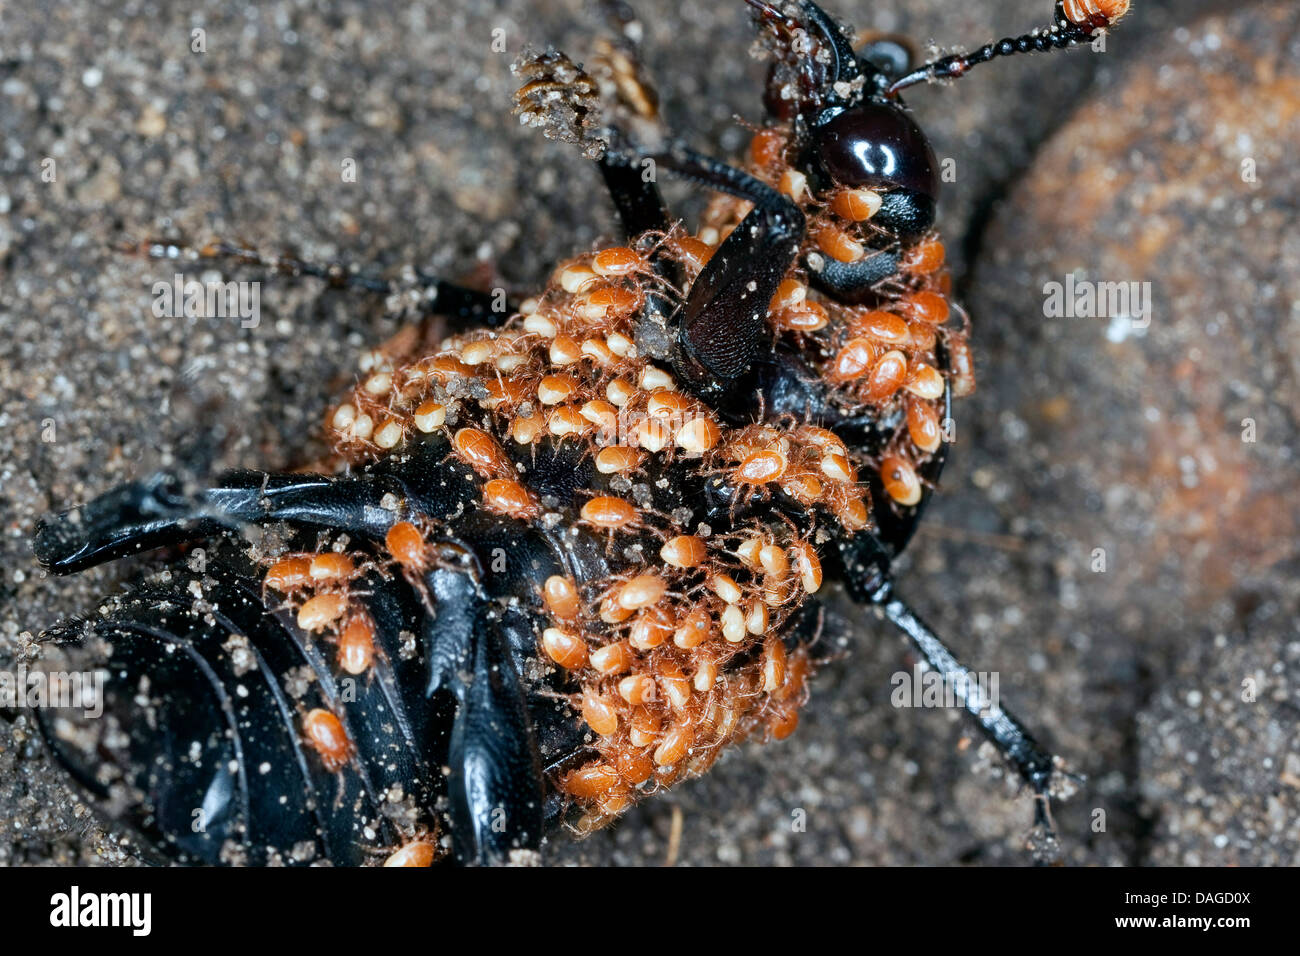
left=297, top=593, right=349, bottom=633
left=736, top=449, right=787, bottom=484
left=880, top=455, right=923, bottom=507
left=452, top=427, right=515, bottom=479
left=902, top=291, right=950, bottom=325
left=383, top=839, right=437, bottom=867
left=907, top=400, right=944, bottom=454
left=851, top=310, right=910, bottom=346
left=671, top=235, right=713, bottom=273
left=863, top=350, right=908, bottom=402
left=581, top=691, right=619, bottom=736
left=338, top=614, right=376, bottom=675
left=591, top=246, right=644, bottom=277
left=828, top=338, right=878, bottom=383
left=265, top=555, right=311, bottom=592
left=309, top=552, right=355, bottom=583
left=578, top=284, right=641, bottom=321
left=542, top=575, right=581, bottom=619
left=660, top=534, right=706, bottom=568
left=541, top=627, right=588, bottom=670
left=1063, top=0, right=1129, bottom=27
left=386, top=520, right=426, bottom=571
left=482, top=478, right=539, bottom=519
left=815, top=224, right=864, bottom=263
left=774, top=300, right=829, bottom=333
left=830, top=186, right=882, bottom=221
left=564, top=763, right=622, bottom=799
left=595, top=445, right=644, bottom=475
left=905, top=239, right=945, bottom=275
left=748, top=127, right=785, bottom=167
left=580, top=496, right=640, bottom=532
left=302, top=708, right=354, bottom=772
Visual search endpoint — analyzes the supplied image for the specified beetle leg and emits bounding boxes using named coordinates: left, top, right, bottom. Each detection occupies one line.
left=597, top=151, right=671, bottom=240
left=423, top=560, right=544, bottom=865
left=869, top=580, right=1070, bottom=851
left=33, top=452, right=487, bottom=578
left=647, top=145, right=805, bottom=405
left=33, top=432, right=500, bottom=575
left=34, top=470, right=408, bottom=574
left=119, top=236, right=512, bottom=326
left=522, top=0, right=671, bottom=245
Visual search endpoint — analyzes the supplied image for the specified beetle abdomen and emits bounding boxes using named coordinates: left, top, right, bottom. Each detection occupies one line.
left=37, top=539, right=442, bottom=865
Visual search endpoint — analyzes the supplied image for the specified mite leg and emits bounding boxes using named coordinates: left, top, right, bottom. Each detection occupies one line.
left=648, top=145, right=806, bottom=404
left=122, top=237, right=513, bottom=326
left=870, top=580, right=1070, bottom=847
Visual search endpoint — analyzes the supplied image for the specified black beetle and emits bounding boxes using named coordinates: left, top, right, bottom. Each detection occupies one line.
left=29, top=0, right=1127, bottom=865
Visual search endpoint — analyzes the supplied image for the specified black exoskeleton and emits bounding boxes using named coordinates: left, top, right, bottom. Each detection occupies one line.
left=28, top=1, right=1121, bottom=865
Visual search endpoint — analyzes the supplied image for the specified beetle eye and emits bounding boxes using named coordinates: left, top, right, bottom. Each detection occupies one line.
left=812, top=101, right=939, bottom=200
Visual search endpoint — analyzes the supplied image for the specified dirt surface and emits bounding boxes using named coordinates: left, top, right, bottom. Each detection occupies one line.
left=2, top=0, right=1296, bottom=866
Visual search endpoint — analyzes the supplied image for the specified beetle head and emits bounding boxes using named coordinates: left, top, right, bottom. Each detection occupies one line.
left=748, top=0, right=1128, bottom=240
left=749, top=1, right=939, bottom=237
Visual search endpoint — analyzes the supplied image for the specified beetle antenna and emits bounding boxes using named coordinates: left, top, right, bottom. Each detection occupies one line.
left=886, top=1, right=1129, bottom=96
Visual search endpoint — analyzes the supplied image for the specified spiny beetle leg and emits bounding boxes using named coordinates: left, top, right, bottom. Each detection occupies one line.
left=596, top=150, right=681, bottom=330
left=870, top=580, right=1069, bottom=853
left=33, top=468, right=430, bottom=575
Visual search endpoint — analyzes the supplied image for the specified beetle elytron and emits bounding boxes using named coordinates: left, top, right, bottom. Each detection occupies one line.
left=30, top=0, right=1129, bottom=865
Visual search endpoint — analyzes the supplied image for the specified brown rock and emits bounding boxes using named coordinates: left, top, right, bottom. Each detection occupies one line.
left=963, top=0, right=1300, bottom=865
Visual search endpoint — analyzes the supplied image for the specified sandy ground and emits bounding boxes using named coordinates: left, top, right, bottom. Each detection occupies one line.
left=1, top=0, right=1296, bottom=865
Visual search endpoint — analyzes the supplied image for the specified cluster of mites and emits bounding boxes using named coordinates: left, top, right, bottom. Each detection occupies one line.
left=261, top=122, right=967, bottom=862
